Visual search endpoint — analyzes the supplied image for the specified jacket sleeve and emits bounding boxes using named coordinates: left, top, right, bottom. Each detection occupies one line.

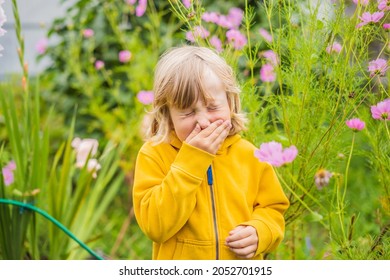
left=133, top=142, right=214, bottom=243
left=241, top=162, right=290, bottom=255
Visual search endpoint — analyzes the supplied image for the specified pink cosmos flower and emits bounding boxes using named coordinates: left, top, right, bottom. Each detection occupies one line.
left=282, top=145, right=299, bottom=164
left=119, top=50, right=132, bottom=63
left=260, top=63, right=276, bottom=82
left=2, top=160, right=16, bottom=186
left=95, top=60, right=104, bottom=70
left=182, top=0, right=191, bottom=9
left=352, top=0, right=369, bottom=6
left=36, top=38, right=48, bottom=54
left=356, top=12, right=385, bottom=28
left=262, top=50, right=279, bottom=66
left=210, top=35, right=223, bottom=53
left=326, top=41, right=342, bottom=54
left=254, top=141, right=298, bottom=167
left=259, top=28, right=273, bottom=43
left=226, top=29, right=247, bottom=50
left=186, top=26, right=210, bottom=42
left=371, top=99, right=390, bottom=120
left=368, top=58, right=388, bottom=77
left=82, top=28, right=94, bottom=38
left=137, top=90, right=154, bottom=105
left=135, top=0, right=147, bottom=17
left=345, top=118, right=365, bottom=131
left=202, top=12, right=220, bottom=24
left=216, top=15, right=232, bottom=29
left=383, top=23, right=390, bottom=30
left=227, top=7, right=244, bottom=29
left=378, top=0, right=390, bottom=11
left=314, top=169, right=333, bottom=190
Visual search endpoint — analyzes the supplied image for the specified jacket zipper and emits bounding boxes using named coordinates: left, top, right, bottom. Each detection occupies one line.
left=207, top=166, right=219, bottom=260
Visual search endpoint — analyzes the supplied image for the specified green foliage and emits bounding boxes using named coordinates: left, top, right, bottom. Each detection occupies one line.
left=1, top=0, right=389, bottom=260
left=40, top=0, right=184, bottom=172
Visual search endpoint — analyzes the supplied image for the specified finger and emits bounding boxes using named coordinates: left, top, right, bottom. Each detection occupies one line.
left=197, top=119, right=224, bottom=137
left=226, top=226, right=252, bottom=243
left=229, top=244, right=257, bottom=259
left=228, top=225, right=246, bottom=236
left=208, top=121, right=231, bottom=147
left=185, top=123, right=201, bottom=142
left=226, top=234, right=255, bottom=249
left=207, top=120, right=231, bottom=139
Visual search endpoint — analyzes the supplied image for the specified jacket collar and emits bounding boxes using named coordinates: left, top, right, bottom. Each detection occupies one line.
left=169, top=131, right=241, bottom=155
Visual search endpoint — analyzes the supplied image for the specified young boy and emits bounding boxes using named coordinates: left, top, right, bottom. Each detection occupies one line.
left=133, top=45, right=289, bottom=260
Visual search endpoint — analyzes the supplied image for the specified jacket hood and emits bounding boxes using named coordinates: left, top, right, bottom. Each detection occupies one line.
left=169, top=131, right=241, bottom=155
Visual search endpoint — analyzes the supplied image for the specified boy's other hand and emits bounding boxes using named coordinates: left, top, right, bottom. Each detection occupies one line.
left=186, top=119, right=231, bottom=154
left=225, top=225, right=258, bottom=259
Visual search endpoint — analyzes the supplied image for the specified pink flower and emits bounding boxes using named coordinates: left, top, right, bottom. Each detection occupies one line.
left=262, top=50, right=279, bottom=66
left=378, top=0, right=390, bottom=11
left=210, top=35, right=223, bottom=52
left=119, top=50, right=132, bottom=63
left=182, top=0, right=191, bottom=8
left=36, top=38, right=48, bottom=54
left=383, top=23, right=390, bottom=30
left=368, top=58, right=388, bottom=77
left=2, top=160, right=16, bottom=186
left=216, top=15, right=232, bottom=29
left=326, top=41, right=342, bottom=54
left=135, top=0, right=147, bottom=17
left=260, top=63, right=276, bottom=82
left=356, top=12, right=384, bottom=28
left=82, top=28, right=94, bottom=38
left=352, top=0, right=369, bottom=6
left=186, top=26, right=210, bottom=42
left=137, top=90, right=154, bottom=105
left=202, top=12, right=220, bottom=24
left=345, top=118, right=365, bottom=131
left=227, top=7, right=244, bottom=29
left=314, top=169, right=333, bottom=190
left=282, top=146, right=299, bottom=164
left=254, top=141, right=298, bottom=167
left=371, top=99, right=390, bottom=120
left=226, top=29, right=247, bottom=50
left=95, top=60, right=104, bottom=70
left=259, top=28, right=273, bottom=43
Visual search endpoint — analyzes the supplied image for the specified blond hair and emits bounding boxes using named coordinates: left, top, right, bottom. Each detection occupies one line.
left=146, top=45, right=247, bottom=144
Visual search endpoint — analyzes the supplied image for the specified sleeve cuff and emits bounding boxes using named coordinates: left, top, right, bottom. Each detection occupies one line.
left=241, top=220, right=273, bottom=254
left=171, top=142, right=215, bottom=179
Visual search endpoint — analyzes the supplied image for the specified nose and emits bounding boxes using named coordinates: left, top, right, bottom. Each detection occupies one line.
left=196, top=112, right=210, bottom=130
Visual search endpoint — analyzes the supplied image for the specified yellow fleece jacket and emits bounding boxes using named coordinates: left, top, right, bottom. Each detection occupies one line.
left=133, top=133, right=290, bottom=260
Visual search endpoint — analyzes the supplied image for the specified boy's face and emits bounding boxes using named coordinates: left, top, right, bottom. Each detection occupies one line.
left=169, top=69, right=231, bottom=142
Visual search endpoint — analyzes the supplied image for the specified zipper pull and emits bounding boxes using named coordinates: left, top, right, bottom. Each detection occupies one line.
left=207, top=166, right=213, bottom=186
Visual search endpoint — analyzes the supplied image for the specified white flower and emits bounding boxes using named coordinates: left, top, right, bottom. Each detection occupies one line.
left=72, top=137, right=102, bottom=178
left=72, top=137, right=99, bottom=169
left=0, top=0, right=6, bottom=57
left=86, top=158, right=101, bottom=179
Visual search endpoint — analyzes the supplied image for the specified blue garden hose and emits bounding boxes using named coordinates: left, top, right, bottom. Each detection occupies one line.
left=0, top=198, right=104, bottom=260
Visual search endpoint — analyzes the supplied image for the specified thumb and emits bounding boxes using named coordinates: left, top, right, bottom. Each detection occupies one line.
left=186, top=123, right=201, bottom=142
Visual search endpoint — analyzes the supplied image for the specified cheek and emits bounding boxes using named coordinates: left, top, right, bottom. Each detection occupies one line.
left=210, top=110, right=231, bottom=122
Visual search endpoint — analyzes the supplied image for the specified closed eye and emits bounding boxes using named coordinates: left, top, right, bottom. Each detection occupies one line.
left=182, top=111, right=194, bottom=117
left=207, top=106, right=219, bottom=111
